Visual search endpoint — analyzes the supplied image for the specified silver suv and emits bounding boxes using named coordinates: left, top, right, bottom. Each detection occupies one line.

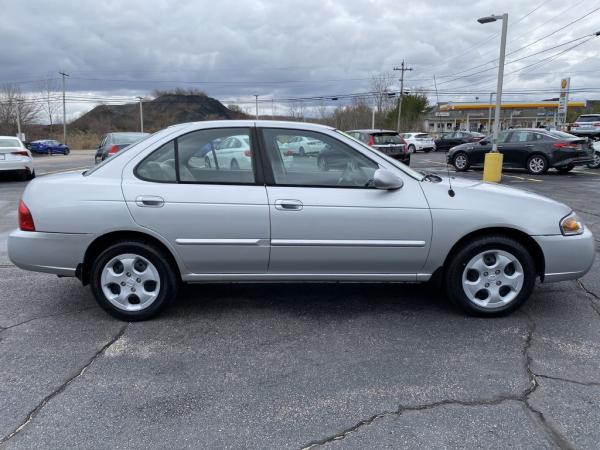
left=570, top=114, right=600, bottom=138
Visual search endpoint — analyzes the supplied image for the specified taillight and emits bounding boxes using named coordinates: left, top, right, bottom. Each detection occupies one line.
left=18, top=200, right=35, bottom=232
left=594, top=122, right=600, bottom=126
left=553, top=142, right=578, bottom=149
left=244, top=149, right=252, bottom=157
left=11, top=150, right=29, bottom=157
left=368, top=135, right=375, bottom=146
left=108, top=145, right=119, bottom=155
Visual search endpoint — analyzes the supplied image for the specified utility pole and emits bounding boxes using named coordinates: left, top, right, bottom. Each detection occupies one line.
left=58, top=71, right=69, bottom=145
left=137, top=96, right=144, bottom=132
left=393, top=61, right=412, bottom=133
left=16, top=99, right=22, bottom=139
left=271, top=98, right=274, bottom=120
left=254, top=94, right=259, bottom=120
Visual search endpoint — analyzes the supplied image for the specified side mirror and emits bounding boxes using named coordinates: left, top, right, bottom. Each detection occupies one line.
left=373, top=169, right=403, bottom=190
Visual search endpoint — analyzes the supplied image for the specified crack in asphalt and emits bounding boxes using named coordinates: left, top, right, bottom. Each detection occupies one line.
left=0, top=306, right=98, bottom=333
left=576, top=279, right=600, bottom=317
left=535, top=374, right=600, bottom=388
left=300, top=314, right=574, bottom=450
left=0, top=324, right=129, bottom=446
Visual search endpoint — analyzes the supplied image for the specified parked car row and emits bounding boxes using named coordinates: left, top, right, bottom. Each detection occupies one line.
left=447, top=129, right=595, bottom=174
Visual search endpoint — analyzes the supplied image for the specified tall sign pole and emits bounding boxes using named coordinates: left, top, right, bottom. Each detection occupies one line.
left=557, top=77, right=570, bottom=130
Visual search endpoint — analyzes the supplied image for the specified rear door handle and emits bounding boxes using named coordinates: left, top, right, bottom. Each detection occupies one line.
left=274, top=199, right=303, bottom=211
left=135, top=195, right=164, bottom=207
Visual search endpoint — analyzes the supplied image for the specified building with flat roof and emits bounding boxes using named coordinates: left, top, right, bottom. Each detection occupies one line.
left=424, top=100, right=586, bottom=133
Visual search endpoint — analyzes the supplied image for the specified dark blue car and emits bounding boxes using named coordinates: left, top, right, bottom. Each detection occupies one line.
left=29, top=139, right=70, bottom=155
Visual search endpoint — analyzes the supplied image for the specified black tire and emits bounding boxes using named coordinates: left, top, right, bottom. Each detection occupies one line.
left=526, top=154, right=548, bottom=175
left=408, top=144, right=416, bottom=153
left=556, top=165, right=574, bottom=174
left=27, top=169, right=36, bottom=180
left=424, top=148, right=432, bottom=153
left=204, top=156, right=212, bottom=168
left=452, top=152, right=470, bottom=171
left=90, top=240, right=179, bottom=321
left=299, top=146, right=305, bottom=157
left=64, top=148, right=70, bottom=155
left=445, top=235, right=536, bottom=317
left=587, top=152, right=600, bottom=169
left=230, top=159, right=239, bottom=170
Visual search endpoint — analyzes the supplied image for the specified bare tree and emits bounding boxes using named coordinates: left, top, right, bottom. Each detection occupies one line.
left=39, top=76, right=60, bottom=133
left=0, top=84, right=41, bottom=135
left=370, top=73, right=395, bottom=113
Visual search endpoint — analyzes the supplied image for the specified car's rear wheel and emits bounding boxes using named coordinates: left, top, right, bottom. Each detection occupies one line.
left=204, top=156, right=212, bottom=168
left=299, top=146, right=305, bottom=156
left=230, top=159, right=239, bottom=170
left=556, top=164, right=574, bottom=174
left=453, top=152, right=470, bottom=171
left=90, top=241, right=178, bottom=321
left=64, top=148, right=70, bottom=155
left=445, top=236, right=536, bottom=316
left=424, top=148, right=432, bottom=153
left=408, top=144, right=416, bottom=153
left=526, top=154, right=548, bottom=175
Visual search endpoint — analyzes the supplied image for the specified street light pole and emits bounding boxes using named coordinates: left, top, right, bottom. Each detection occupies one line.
left=16, top=99, right=22, bottom=139
left=491, top=14, right=508, bottom=153
left=137, top=96, right=144, bottom=132
left=254, top=95, right=259, bottom=120
left=477, top=13, right=508, bottom=182
left=488, top=92, right=493, bottom=132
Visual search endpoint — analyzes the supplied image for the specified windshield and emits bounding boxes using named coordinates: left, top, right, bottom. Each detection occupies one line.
left=0, top=138, right=21, bottom=147
left=576, top=116, right=600, bottom=123
left=373, top=133, right=401, bottom=145
left=336, top=130, right=423, bottom=180
left=112, top=132, right=150, bottom=144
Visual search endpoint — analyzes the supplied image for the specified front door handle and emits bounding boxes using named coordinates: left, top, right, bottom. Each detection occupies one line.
left=135, top=195, right=164, bottom=207
left=274, top=199, right=303, bottom=211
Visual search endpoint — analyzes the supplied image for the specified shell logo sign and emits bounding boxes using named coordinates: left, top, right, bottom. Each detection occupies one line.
left=561, top=79, right=568, bottom=89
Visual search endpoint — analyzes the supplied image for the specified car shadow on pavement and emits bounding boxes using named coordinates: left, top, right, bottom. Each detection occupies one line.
left=170, top=282, right=458, bottom=320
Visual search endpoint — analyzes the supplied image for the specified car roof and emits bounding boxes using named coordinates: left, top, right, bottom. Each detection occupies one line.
left=346, top=129, right=397, bottom=134
left=578, top=114, right=600, bottom=117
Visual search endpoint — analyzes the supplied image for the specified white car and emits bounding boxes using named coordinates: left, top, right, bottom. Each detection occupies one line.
left=0, top=136, right=35, bottom=180
left=401, top=132, right=436, bottom=153
left=278, top=135, right=325, bottom=156
left=204, top=135, right=252, bottom=170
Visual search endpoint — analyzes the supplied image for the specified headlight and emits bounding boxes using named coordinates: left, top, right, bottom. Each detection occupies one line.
left=560, top=212, right=584, bottom=236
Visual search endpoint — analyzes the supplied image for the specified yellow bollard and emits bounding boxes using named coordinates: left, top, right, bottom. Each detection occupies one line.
left=483, top=152, right=503, bottom=183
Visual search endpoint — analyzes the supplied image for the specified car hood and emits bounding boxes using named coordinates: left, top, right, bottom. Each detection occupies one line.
left=420, top=175, right=572, bottom=235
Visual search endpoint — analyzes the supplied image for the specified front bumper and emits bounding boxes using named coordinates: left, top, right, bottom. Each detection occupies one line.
left=8, top=229, right=93, bottom=277
left=533, top=227, right=595, bottom=282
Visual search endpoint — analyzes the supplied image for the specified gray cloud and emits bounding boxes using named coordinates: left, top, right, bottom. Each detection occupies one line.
left=2, top=0, right=599, bottom=118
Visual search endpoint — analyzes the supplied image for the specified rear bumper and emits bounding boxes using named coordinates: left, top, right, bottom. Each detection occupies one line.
left=533, top=228, right=595, bottom=282
left=8, top=229, right=93, bottom=277
left=552, top=155, right=594, bottom=168
left=0, top=160, right=33, bottom=172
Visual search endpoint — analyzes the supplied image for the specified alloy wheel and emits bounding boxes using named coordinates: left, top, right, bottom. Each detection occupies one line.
left=528, top=156, right=546, bottom=174
left=454, top=154, right=467, bottom=169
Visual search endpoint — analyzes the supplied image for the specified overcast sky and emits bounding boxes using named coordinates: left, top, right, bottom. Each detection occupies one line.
left=2, top=0, right=599, bottom=119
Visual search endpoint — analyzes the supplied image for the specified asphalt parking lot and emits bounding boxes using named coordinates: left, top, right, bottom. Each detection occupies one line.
left=1, top=150, right=599, bottom=449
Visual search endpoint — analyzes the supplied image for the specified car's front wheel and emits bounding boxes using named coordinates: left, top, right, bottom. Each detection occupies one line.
left=452, top=152, right=470, bottom=171
left=408, top=144, right=416, bottom=153
left=587, top=152, right=600, bottom=169
left=90, top=241, right=178, bottom=321
left=445, top=236, right=536, bottom=316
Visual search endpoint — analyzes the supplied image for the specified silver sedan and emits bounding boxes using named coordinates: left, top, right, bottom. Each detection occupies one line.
left=8, top=121, right=595, bottom=320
